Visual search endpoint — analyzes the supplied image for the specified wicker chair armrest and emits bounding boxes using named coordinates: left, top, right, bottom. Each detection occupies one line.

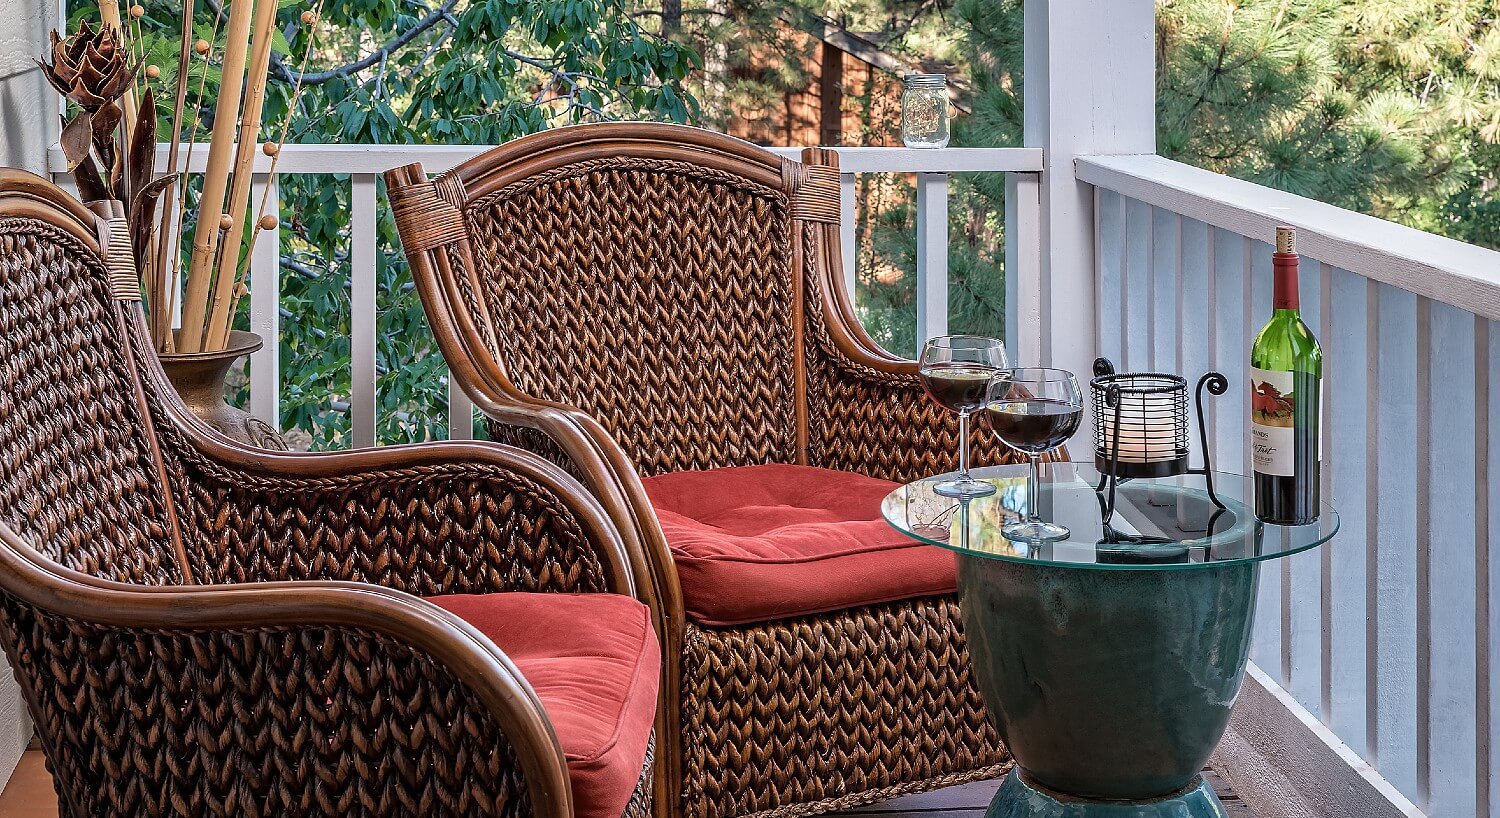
left=807, top=346, right=1021, bottom=484
left=152, top=399, right=636, bottom=597
left=0, top=534, right=573, bottom=818
left=467, top=391, right=686, bottom=632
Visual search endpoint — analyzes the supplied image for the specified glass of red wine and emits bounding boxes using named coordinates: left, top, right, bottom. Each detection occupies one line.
left=918, top=335, right=1010, bottom=498
left=986, top=368, right=1083, bottom=541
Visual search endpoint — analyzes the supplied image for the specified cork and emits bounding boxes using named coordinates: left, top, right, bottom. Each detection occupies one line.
left=1275, top=225, right=1296, bottom=254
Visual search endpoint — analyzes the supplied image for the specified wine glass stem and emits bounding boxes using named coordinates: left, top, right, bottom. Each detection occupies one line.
left=957, top=409, right=971, bottom=480
left=1027, top=454, right=1042, bottom=523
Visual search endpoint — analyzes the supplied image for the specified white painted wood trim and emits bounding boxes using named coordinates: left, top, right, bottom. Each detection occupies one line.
left=248, top=174, right=281, bottom=430
left=1215, top=663, right=1426, bottom=818
left=914, top=172, right=950, bottom=345
left=1005, top=172, right=1043, bottom=364
left=1075, top=154, right=1500, bottom=322
left=48, top=144, right=1044, bottom=177
left=350, top=175, right=378, bottom=449
left=447, top=377, right=474, bottom=441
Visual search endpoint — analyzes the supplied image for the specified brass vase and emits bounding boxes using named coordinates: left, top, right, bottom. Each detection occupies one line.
left=157, top=330, right=288, bottom=450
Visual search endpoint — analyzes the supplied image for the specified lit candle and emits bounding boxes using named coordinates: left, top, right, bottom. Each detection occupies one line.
left=1102, top=392, right=1177, bottom=463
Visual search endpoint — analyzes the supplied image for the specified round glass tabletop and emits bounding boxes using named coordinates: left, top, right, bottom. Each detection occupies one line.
left=881, top=462, right=1338, bottom=570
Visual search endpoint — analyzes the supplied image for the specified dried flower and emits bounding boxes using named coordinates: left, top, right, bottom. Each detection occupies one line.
left=37, top=20, right=136, bottom=112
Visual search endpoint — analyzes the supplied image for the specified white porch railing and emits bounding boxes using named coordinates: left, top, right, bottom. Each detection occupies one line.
left=1079, top=153, right=1500, bottom=818
left=50, top=143, right=1044, bottom=447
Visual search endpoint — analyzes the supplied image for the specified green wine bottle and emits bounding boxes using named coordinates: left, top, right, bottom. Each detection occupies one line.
left=1249, top=226, right=1322, bottom=524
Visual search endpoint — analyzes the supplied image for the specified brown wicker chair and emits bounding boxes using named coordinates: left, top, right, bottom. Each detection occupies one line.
left=385, top=123, right=1024, bottom=818
left=0, top=168, right=658, bottom=818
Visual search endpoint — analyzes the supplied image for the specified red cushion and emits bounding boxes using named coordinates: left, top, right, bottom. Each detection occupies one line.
left=427, top=593, right=659, bottom=818
left=642, top=464, right=957, bottom=626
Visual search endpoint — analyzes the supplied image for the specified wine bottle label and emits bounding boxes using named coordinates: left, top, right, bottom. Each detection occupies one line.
left=1250, top=367, right=1296, bottom=476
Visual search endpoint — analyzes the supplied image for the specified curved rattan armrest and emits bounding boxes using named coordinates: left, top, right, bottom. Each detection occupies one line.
left=466, top=389, right=685, bottom=634
left=0, top=527, right=574, bottom=818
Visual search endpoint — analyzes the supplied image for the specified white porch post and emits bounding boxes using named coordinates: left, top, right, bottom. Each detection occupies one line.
left=0, top=0, right=57, bottom=173
left=1022, top=0, right=1155, bottom=375
left=0, top=0, right=54, bottom=787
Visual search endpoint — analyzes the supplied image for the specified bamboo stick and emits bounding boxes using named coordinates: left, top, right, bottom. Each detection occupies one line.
left=235, top=2, right=325, bottom=348
left=151, top=0, right=198, bottom=352
left=178, top=0, right=258, bottom=353
left=170, top=17, right=227, bottom=318
left=205, top=0, right=280, bottom=348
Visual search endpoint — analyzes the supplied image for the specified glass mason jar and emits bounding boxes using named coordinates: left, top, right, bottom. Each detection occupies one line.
left=902, top=73, right=950, bottom=148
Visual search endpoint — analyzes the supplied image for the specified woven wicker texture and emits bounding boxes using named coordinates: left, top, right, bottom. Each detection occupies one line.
left=388, top=127, right=1019, bottom=818
left=0, top=186, right=652, bottom=818
left=1, top=598, right=530, bottom=818
left=0, top=219, right=181, bottom=584
left=798, top=225, right=1020, bottom=483
left=153, top=416, right=609, bottom=594
left=463, top=160, right=799, bottom=477
left=679, top=598, right=1008, bottom=818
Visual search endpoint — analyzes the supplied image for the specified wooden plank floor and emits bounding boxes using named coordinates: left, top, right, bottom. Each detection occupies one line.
left=0, top=750, right=1255, bottom=817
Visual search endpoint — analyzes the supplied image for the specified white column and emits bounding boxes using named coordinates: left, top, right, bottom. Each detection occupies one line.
left=0, top=0, right=58, bottom=173
left=1023, top=0, right=1155, bottom=374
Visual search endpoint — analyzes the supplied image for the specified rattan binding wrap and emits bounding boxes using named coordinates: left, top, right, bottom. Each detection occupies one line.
left=0, top=169, right=652, bottom=818
left=386, top=124, right=1031, bottom=818
left=792, top=165, right=841, bottom=224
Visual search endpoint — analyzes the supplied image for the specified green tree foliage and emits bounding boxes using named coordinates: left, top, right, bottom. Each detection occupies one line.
left=77, top=0, right=1500, bottom=443
left=85, top=0, right=698, bottom=447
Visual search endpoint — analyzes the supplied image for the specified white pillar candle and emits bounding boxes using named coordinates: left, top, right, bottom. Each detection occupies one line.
left=1101, top=392, right=1178, bottom=463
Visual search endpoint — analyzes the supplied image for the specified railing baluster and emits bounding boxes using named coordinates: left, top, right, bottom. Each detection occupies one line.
left=1123, top=199, right=1150, bottom=371
left=1320, top=261, right=1335, bottom=722
left=1487, top=320, right=1500, bottom=817
left=1246, top=235, right=1282, bottom=677
left=840, top=172, right=858, bottom=303
left=1178, top=216, right=1211, bottom=462
left=1095, top=189, right=1124, bottom=365
left=448, top=376, right=474, bottom=441
left=1005, top=172, right=1042, bottom=364
left=1150, top=208, right=1180, bottom=373
left=1210, top=228, right=1245, bottom=476
left=248, top=173, right=280, bottom=431
left=1375, top=281, right=1420, bottom=797
left=914, top=172, right=948, bottom=347
left=1288, top=254, right=1324, bottom=713
left=350, top=174, right=378, bottom=449
left=1428, top=298, right=1480, bottom=816
left=1327, top=265, right=1371, bottom=759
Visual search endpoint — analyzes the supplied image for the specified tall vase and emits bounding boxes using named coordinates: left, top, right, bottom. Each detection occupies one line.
left=157, top=329, right=288, bottom=450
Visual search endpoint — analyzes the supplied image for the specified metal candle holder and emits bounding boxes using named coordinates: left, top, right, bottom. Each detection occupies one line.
left=1091, top=358, right=1228, bottom=543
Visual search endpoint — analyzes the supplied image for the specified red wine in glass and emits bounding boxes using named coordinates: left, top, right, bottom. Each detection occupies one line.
left=919, top=363, right=999, bottom=413
left=986, top=399, right=1083, bottom=454
left=917, top=336, right=1009, bottom=499
left=986, top=368, right=1083, bottom=542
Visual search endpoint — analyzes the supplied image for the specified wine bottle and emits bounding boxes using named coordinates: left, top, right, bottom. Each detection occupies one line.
left=1250, top=226, right=1322, bottom=524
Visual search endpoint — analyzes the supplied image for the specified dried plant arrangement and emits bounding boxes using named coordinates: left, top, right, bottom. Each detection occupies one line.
left=40, top=0, right=323, bottom=356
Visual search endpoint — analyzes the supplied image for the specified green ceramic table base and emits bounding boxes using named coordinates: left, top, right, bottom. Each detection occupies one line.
left=959, top=555, right=1257, bottom=816
left=987, top=769, right=1228, bottom=818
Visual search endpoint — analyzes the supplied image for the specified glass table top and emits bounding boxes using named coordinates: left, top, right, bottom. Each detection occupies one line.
left=881, top=463, right=1338, bottom=571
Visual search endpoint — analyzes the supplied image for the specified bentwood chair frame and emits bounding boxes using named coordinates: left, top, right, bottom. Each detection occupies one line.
left=386, top=122, right=1023, bottom=818
left=0, top=169, right=650, bottom=818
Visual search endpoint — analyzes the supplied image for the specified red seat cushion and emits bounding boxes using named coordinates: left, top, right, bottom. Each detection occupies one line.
left=427, top=592, right=659, bottom=818
left=642, top=464, right=957, bottom=626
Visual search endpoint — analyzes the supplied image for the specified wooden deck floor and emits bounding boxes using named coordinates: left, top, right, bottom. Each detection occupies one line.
left=0, top=751, right=1254, bottom=817
left=824, top=767, right=1254, bottom=818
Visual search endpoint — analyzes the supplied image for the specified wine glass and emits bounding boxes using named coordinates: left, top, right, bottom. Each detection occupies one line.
left=986, top=368, right=1083, bottom=541
left=918, top=335, right=1010, bottom=498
